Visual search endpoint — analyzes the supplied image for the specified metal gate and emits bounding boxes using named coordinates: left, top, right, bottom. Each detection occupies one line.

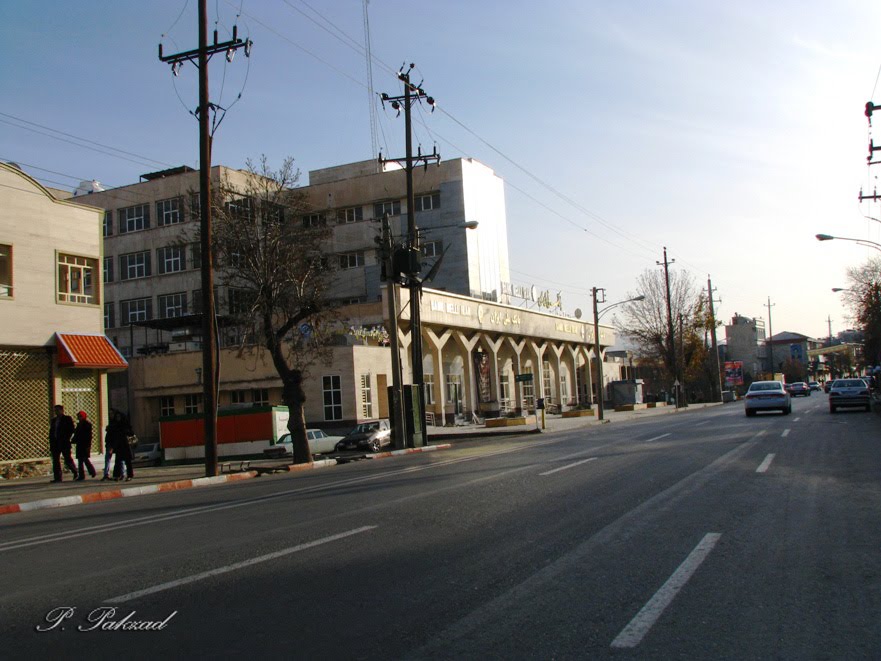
left=0, top=350, right=51, bottom=461
left=60, top=369, right=100, bottom=454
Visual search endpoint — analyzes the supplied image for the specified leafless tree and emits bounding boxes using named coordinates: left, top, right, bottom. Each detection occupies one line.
left=211, top=156, right=338, bottom=464
left=844, top=256, right=881, bottom=369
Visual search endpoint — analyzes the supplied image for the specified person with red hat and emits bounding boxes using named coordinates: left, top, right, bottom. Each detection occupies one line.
left=72, top=410, right=96, bottom=480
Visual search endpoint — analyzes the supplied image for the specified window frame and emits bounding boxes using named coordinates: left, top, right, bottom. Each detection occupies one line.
left=156, top=197, right=183, bottom=226
left=118, top=204, right=150, bottom=234
left=157, top=291, right=187, bottom=319
left=415, top=192, right=440, bottom=212
left=343, top=206, right=363, bottom=223
left=119, top=250, right=151, bottom=281
left=338, top=252, right=364, bottom=270
left=0, top=243, right=12, bottom=298
left=120, top=297, right=152, bottom=324
left=56, top=252, right=99, bottom=305
left=322, top=375, right=343, bottom=421
left=360, top=374, right=373, bottom=419
left=373, top=200, right=401, bottom=218
left=157, top=245, right=185, bottom=275
left=159, top=396, right=175, bottom=417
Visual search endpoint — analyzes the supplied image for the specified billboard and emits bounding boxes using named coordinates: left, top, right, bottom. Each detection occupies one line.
left=724, top=361, right=744, bottom=386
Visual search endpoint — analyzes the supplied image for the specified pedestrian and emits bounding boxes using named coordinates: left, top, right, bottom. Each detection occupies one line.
left=48, top=404, right=77, bottom=483
left=72, top=410, right=97, bottom=481
left=107, top=410, right=134, bottom=482
left=101, top=416, right=124, bottom=481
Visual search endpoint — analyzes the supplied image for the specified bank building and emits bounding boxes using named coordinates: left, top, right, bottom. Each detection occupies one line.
left=62, top=157, right=617, bottom=455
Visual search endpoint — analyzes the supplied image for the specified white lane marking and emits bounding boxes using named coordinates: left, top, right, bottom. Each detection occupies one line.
left=781, top=429, right=790, bottom=438
left=793, top=417, right=801, bottom=422
left=106, top=525, right=377, bottom=604
left=645, top=433, right=671, bottom=443
left=756, top=454, right=775, bottom=473
left=611, top=533, right=722, bottom=649
left=539, top=457, right=597, bottom=476
left=693, top=421, right=710, bottom=427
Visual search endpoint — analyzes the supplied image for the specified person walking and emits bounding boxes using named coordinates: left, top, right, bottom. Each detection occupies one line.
left=49, top=404, right=77, bottom=483
left=107, top=410, right=134, bottom=481
left=72, top=410, right=97, bottom=481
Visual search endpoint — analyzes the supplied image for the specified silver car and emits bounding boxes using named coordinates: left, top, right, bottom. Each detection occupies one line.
left=829, top=378, right=872, bottom=413
left=744, top=380, right=791, bottom=416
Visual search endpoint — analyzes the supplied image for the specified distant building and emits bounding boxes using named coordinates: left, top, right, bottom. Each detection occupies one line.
left=724, top=313, right=766, bottom=379
left=0, top=162, right=127, bottom=463
left=766, top=331, right=823, bottom=373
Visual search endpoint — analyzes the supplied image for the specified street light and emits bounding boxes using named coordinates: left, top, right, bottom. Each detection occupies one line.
left=592, top=291, right=645, bottom=421
left=816, top=234, right=881, bottom=252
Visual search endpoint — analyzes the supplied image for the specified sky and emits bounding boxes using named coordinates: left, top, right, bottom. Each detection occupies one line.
left=3, top=0, right=881, bottom=343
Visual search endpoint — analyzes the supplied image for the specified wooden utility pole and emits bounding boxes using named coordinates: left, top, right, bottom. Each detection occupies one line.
left=765, top=297, right=776, bottom=377
left=707, top=275, right=722, bottom=400
left=657, top=248, right=678, bottom=405
left=159, top=1, right=251, bottom=476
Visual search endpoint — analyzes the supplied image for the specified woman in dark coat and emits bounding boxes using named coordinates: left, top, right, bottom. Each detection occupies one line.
left=107, top=410, right=134, bottom=481
left=72, top=410, right=96, bottom=480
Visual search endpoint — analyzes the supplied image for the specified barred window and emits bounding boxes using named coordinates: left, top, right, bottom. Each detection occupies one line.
left=157, top=246, right=185, bottom=275
left=119, top=251, right=151, bottom=280
left=158, top=292, right=187, bottom=318
left=118, top=204, right=150, bottom=233
left=57, top=253, right=98, bottom=305
left=120, top=297, right=152, bottom=324
left=157, top=197, right=183, bottom=226
left=322, top=375, right=342, bottom=421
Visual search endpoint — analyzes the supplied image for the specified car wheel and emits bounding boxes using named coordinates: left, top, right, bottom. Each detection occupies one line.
left=370, top=440, right=381, bottom=452
left=783, top=406, right=791, bottom=415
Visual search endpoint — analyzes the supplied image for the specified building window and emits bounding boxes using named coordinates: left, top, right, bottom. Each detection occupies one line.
left=157, top=197, right=182, bottom=226
left=252, top=388, right=269, bottom=406
left=118, top=204, right=150, bottom=233
left=190, top=243, right=201, bottom=270
left=0, top=244, right=12, bottom=297
left=322, top=375, right=342, bottom=421
left=103, top=212, right=113, bottom=237
left=120, top=251, right=151, bottom=280
left=158, top=292, right=187, bottom=318
left=359, top=374, right=373, bottom=418
left=189, top=193, right=201, bottom=221
left=415, top=192, right=440, bottom=212
left=343, top=206, right=363, bottom=223
left=303, top=213, right=325, bottom=228
left=159, top=396, right=175, bottom=417
left=184, top=394, right=201, bottom=414
left=338, top=252, right=364, bottom=270
left=424, top=372, right=435, bottom=406
left=521, top=367, right=535, bottom=409
left=157, top=246, right=185, bottom=275
left=543, top=361, right=553, bottom=404
left=228, top=287, right=253, bottom=314
left=104, top=302, right=115, bottom=329
left=57, top=253, right=98, bottom=305
left=191, top=289, right=202, bottom=314
left=499, top=373, right=511, bottom=413
left=373, top=200, right=401, bottom=218
left=230, top=390, right=248, bottom=405
left=422, top=240, right=442, bottom=258
left=103, top=256, right=113, bottom=283
left=560, top=373, right=569, bottom=403
left=225, top=196, right=252, bottom=222
left=120, top=297, right=152, bottom=324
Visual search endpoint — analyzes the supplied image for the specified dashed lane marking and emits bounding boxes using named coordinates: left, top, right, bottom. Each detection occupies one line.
left=781, top=429, right=790, bottom=438
left=539, top=457, right=598, bottom=476
left=645, top=433, right=671, bottom=443
left=756, top=454, right=775, bottom=473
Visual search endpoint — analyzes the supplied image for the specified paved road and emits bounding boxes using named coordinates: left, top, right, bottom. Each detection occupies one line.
left=3, top=394, right=879, bottom=659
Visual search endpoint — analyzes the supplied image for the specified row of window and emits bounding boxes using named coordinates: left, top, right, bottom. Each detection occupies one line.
left=158, top=389, right=270, bottom=417
left=1, top=243, right=100, bottom=306
left=103, top=245, right=200, bottom=283
left=104, top=192, right=442, bottom=237
left=104, top=286, right=255, bottom=327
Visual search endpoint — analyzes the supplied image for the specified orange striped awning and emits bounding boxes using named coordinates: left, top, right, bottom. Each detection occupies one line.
left=56, top=333, right=128, bottom=371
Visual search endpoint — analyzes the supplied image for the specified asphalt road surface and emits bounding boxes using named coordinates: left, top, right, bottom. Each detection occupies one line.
left=3, top=394, right=880, bottom=659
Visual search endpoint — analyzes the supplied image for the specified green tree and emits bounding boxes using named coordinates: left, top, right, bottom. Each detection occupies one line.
left=210, top=156, right=338, bottom=465
left=845, top=256, right=881, bottom=369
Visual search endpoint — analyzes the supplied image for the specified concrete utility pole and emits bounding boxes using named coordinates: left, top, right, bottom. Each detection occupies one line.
left=591, top=287, right=606, bottom=420
left=764, top=297, right=776, bottom=376
left=379, top=63, right=439, bottom=447
left=159, top=1, right=251, bottom=476
left=657, top=247, right=678, bottom=406
left=706, top=275, right=722, bottom=401
left=379, top=214, right=408, bottom=450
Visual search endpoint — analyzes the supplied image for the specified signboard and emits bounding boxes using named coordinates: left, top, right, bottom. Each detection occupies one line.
left=515, top=373, right=533, bottom=383
left=723, top=361, right=744, bottom=387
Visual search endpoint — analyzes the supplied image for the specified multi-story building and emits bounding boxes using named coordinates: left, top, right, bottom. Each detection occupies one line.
left=724, top=313, right=766, bottom=379
left=0, top=162, right=127, bottom=463
left=71, top=157, right=617, bottom=448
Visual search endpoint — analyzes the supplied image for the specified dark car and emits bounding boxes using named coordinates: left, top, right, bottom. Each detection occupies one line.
left=788, top=382, right=811, bottom=397
left=808, top=381, right=821, bottom=392
left=334, top=420, right=392, bottom=453
left=824, top=381, right=833, bottom=393
left=829, top=378, right=872, bottom=413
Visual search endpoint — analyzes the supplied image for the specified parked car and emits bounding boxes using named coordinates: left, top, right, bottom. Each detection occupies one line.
left=334, top=420, right=392, bottom=453
left=824, top=381, right=833, bottom=393
left=808, top=381, right=821, bottom=392
left=788, top=382, right=811, bottom=397
left=264, top=429, right=344, bottom=458
left=744, top=380, right=792, bottom=416
left=132, top=442, right=162, bottom=466
left=829, top=378, right=872, bottom=413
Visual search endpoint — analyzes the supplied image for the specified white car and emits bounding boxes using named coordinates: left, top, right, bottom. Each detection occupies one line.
left=744, top=380, right=791, bottom=416
left=132, top=442, right=162, bottom=466
left=265, top=429, right=343, bottom=458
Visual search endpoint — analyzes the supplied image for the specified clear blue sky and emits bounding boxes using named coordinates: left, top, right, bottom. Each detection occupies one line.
left=3, top=0, right=881, bottom=342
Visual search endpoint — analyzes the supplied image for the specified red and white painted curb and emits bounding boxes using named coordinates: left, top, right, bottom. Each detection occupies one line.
left=0, top=443, right=452, bottom=516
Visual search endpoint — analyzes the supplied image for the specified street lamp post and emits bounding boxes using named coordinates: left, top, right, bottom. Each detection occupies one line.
left=592, top=291, right=645, bottom=421
left=816, top=234, right=881, bottom=252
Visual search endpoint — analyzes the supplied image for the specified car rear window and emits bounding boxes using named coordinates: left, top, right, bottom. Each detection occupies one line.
left=836, top=379, right=864, bottom=387
left=749, top=382, right=783, bottom=392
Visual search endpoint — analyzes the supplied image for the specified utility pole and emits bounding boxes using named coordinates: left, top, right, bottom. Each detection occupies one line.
left=657, top=247, right=678, bottom=406
left=380, top=63, right=439, bottom=447
left=764, top=297, right=775, bottom=377
left=159, top=2, right=251, bottom=476
left=591, top=287, right=606, bottom=420
left=706, top=275, right=722, bottom=401
left=379, top=214, right=408, bottom=450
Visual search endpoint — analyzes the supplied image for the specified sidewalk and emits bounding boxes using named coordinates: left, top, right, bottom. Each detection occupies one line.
left=0, top=402, right=721, bottom=516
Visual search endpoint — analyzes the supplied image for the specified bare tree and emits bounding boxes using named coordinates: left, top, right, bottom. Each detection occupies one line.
left=617, top=268, right=708, bottom=398
left=845, top=256, right=881, bottom=369
left=211, top=156, right=338, bottom=464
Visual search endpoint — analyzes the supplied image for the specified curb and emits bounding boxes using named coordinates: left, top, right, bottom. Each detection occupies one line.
left=0, top=443, right=452, bottom=517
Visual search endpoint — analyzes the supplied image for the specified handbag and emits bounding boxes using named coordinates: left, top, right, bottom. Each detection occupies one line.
left=127, top=434, right=139, bottom=448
